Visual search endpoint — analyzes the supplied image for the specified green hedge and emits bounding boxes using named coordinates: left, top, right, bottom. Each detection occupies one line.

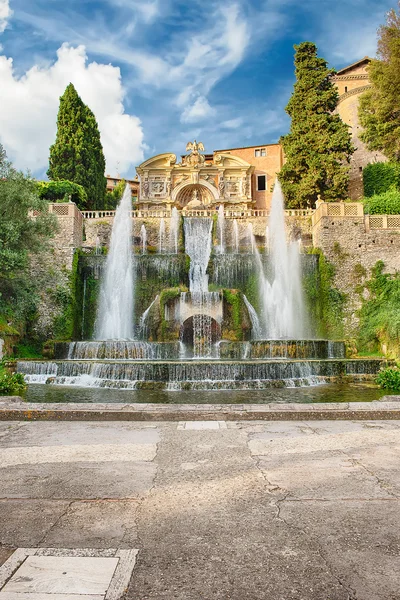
left=363, top=162, right=400, bottom=197
left=363, top=187, right=400, bottom=215
left=37, top=180, right=88, bottom=210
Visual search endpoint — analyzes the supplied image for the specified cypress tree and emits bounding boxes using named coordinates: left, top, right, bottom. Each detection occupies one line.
left=279, top=42, right=354, bottom=208
left=359, top=3, right=400, bottom=162
left=47, top=83, right=106, bottom=209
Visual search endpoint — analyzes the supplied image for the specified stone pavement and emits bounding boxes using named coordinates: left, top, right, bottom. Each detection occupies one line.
left=1, top=395, right=400, bottom=421
left=0, top=419, right=399, bottom=599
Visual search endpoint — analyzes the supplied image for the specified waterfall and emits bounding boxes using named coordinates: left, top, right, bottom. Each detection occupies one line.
left=159, top=218, right=166, bottom=254
left=139, top=295, right=159, bottom=339
left=247, top=222, right=255, bottom=254
left=170, top=207, right=179, bottom=253
left=243, top=295, right=262, bottom=340
left=184, top=218, right=213, bottom=293
left=217, top=205, right=225, bottom=254
left=95, top=236, right=101, bottom=255
left=232, top=220, right=239, bottom=253
left=94, top=185, right=134, bottom=340
left=182, top=218, right=217, bottom=358
left=140, top=224, right=147, bottom=255
left=255, top=180, right=307, bottom=339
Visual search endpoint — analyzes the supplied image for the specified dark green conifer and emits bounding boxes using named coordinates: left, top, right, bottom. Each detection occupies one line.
left=279, top=42, right=354, bottom=208
left=359, top=3, right=400, bottom=161
left=47, top=83, right=106, bottom=209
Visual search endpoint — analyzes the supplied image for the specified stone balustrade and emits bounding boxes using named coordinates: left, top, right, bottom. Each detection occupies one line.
left=80, top=207, right=313, bottom=220
left=312, top=201, right=400, bottom=230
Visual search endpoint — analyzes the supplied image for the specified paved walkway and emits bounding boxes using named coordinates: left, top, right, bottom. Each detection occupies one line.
left=0, top=419, right=400, bottom=599
left=1, top=396, right=400, bottom=421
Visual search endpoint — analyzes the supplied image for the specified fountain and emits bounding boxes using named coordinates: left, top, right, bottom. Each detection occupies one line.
left=94, top=185, right=134, bottom=340
left=170, top=207, right=179, bottom=253
left=159, top=218, right=166, bottom=254
left=17, top=182, right=389, bottom=391
left=140, top=224, right=147, bottom=254
left=250, top=181, right=306, bottom=339
left=217, top=205, right=225, bottom=254
left=232, top=220, right=240, bottom=254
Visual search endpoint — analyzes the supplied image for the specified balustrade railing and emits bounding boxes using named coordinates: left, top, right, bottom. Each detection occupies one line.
left=80, top=208, right=313, bottom=220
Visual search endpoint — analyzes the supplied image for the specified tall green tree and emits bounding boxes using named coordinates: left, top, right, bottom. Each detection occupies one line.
left=279, top=42, right=354, bottom=208
left=359, top=3, right=400, bottom=161
left=0, top=144, right=57, bottom=326
left=47, top=83, right=106, bottom=209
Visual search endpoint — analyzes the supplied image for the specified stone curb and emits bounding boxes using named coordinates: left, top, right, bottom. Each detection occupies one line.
left=1, top=397, right=400, bottom=421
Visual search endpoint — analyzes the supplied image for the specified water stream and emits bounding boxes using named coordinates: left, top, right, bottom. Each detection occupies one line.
left=94, top=185, right=134, bottom=340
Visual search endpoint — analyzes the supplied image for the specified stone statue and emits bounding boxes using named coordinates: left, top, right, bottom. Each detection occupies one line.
left=183, top=140, right=205, bottom=168
left=219, top=177, right=225, bottom=196
left=142, top=179, right=149, bottom=198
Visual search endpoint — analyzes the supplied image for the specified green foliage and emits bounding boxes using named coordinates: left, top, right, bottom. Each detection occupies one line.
left=48, top=83, right=106, bottom=209
left=357, top=260, right=400, bottom=357
left=280, top=42, right=354, bottom=208
left=14, top=343, right=43, bottom=359
left=0, top=363, right=26, bottom=395
left=363, top=162, right=400, bottom=196
left=359, top=5, right=400, bottom=161
left=0, top=144, right=57, bottom=332
left=37, top=180, right=88, bottom=210
left=105, top=180, right=126, bottom=210
left=376, top=365, right=400, bottom=390
left=223, top=289, right=242, bottom=339
left=305, top=248, right=346, bottom=338
left=363, top=186, right=400, bottom=214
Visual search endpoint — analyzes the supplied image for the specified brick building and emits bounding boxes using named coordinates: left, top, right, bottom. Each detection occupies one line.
left=106, top=175, right=139, bottom=199
left=213, top=144, right=283, bottom=210
left=332, top=57, right=387, bottom=199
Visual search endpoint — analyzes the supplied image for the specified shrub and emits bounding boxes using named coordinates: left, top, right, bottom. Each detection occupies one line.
left=363, top=187, right=400, bottom=215
left=363, top=162, right=400, bottom=197
left=357, top=261, right=400, bottom=357
left=376, top=366, right=400, bottom=391
left=0, top=364, right=26, bottom=395
left=37, top=180, right=88, bottom=210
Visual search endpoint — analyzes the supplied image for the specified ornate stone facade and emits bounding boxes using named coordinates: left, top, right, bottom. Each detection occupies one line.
left=135, top=141, right=255, bottom=211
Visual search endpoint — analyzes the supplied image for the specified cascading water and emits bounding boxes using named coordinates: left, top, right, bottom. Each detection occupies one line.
left=159, top=218, right=166, bottom=254
left=243, top=295, right=262, bottom=340
left=95, top=185, right=134, bottom=340
left=182, top=218, right=219, bottom=358
left=139, top=295, right=159, bottom=338
left=184, top=218, right=213, bottom=293
left=217, top=205, right=225, bottom=254
left=170, top=207, right=179, bottom=254
left=247, top=222, right=255, bottom=254
left=140, top=224, right=147, bottom=255
left=252, top=181, right=307, bottom=339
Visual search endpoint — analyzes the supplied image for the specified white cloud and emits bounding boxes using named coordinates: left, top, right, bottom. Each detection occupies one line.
left=181, top=95, right=216, bottom=123
left=0, top=0, right=12, bottom=32
left=221, top=118, right=243, bottom=129
left=0, top=43, right=145, bottom=176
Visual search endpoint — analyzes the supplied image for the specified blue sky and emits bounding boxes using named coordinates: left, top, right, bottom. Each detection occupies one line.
left=0, top=0, right=395, bottom=178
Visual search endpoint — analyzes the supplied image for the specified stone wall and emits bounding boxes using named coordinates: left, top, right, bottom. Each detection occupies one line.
left=49, top=203, right=83, bottom=268
left=312, top=202, right=400, bottom=333
left=83, top=213, right=313, bottom=253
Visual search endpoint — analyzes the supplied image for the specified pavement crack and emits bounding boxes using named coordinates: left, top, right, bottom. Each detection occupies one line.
left=349, top=457, right=399, bottom=499
left=36, top=500, right=74, bottom=546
